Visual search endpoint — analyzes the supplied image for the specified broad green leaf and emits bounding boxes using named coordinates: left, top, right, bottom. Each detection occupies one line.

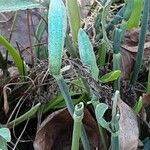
left=48, top=0, right=67, bottom=77
left=0, top=35, right=27, bottom=76
left=126, top=0, right=144, bottom=29
left=78, top=29, right=99, bottom=80
left=66, top=0, right=81, bottom=43
left=99, top=70, right=121, bottom=83
left=0, top=128, right=11, bottom=142
left=0, top=0, right=42, bottom=12
left=95, top=103, right=110, bottom=131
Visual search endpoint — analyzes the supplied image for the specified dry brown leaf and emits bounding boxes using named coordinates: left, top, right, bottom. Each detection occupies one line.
left=118, top=99, right=139, bottom=150
left=142, top=93, right=150, bottom=106
left=34, top=108, right=102, bottom=150
left=121, top=28, right=150, bottom=80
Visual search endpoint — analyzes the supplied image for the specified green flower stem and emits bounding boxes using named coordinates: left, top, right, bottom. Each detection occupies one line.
left=113, top=28, right=123, bottom=91
left=91, top=95, right=108, bottom=150
left=111, top=91, right=120, bottom=150
left=71, top=102, right=84, bottom=150
left=131, top=0, right=150, bottom=84
left=56, top=75, right=90, bottom=150
left=111, top=136, right=119, bottom=150
left=113, top=54, right=121, bottom=91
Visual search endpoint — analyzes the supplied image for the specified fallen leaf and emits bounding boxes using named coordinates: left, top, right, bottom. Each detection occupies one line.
left=121, top=28, right=150, bottom=79
left=118, top=99, right=139, bottom=150
left=142, top=93, right=150, bottom=106
left=34, top=108, right=102, bottom=150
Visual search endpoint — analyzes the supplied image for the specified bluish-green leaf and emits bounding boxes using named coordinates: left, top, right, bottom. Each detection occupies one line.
left=99, top=70, right=121, bottom=83
left=78, top=29, right=99, bottom=80
left=0, top=128, right=11, bottom=142
left=95, top=103, right=110, bottom=131
left=0, top=0, right=42, bottom=12
left=48, top=0, right=67, bottom=77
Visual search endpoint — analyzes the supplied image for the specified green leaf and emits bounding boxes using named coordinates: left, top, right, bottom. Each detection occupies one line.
left=0, top=35, right=28, bottom=76
left=126, top=0, right=144, bottom=29
left=66, top=0, right=81, bottom=43
left=99, top=70, right=121, bottom=83
left=0, top=128, right=11, bottom=142
left=44, top=93, right=82, bottom=112
left=78, top=29, right=99, bottom=80
left=4, top=103, right=41, bottom=129
left=133, top=96, right=143, bottom=113
left=0, top=0, right=42, bottom=12
left=34, top=12, right=48, bottom=59
left=95, top=103, right=110, bottom=131
left=48, top=0, right=67, bottom=77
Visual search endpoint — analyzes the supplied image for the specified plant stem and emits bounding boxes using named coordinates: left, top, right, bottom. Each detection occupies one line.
left=111, top=136, right=119, bottom=150
left=131, top=0, right=150, bottom=84
left=113, top=28, right=123, bottom=91
left=92, top=95, right=108, bottom=150
left=56, top=75, right=90, bottom=150
left=71, top=102, right=84, bottom=150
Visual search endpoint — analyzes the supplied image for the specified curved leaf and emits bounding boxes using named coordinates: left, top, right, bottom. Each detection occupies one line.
left=0, top=128, right=11, bottom=142
left=0, top=35, right=27, bottom=76
left=95, top=103, right=110, bottom=131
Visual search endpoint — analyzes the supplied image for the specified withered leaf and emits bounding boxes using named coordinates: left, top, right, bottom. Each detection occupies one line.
left=118, top=99, right=139, bottom=150
left=34, top=108, right=102, bottom=150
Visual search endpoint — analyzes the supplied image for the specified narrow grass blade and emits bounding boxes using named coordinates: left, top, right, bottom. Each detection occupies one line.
left=0, top=35, right=27, bottom=76
left=3, top=103, right=41, bottom=129
left=34, top=12, right=48, bottom=59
